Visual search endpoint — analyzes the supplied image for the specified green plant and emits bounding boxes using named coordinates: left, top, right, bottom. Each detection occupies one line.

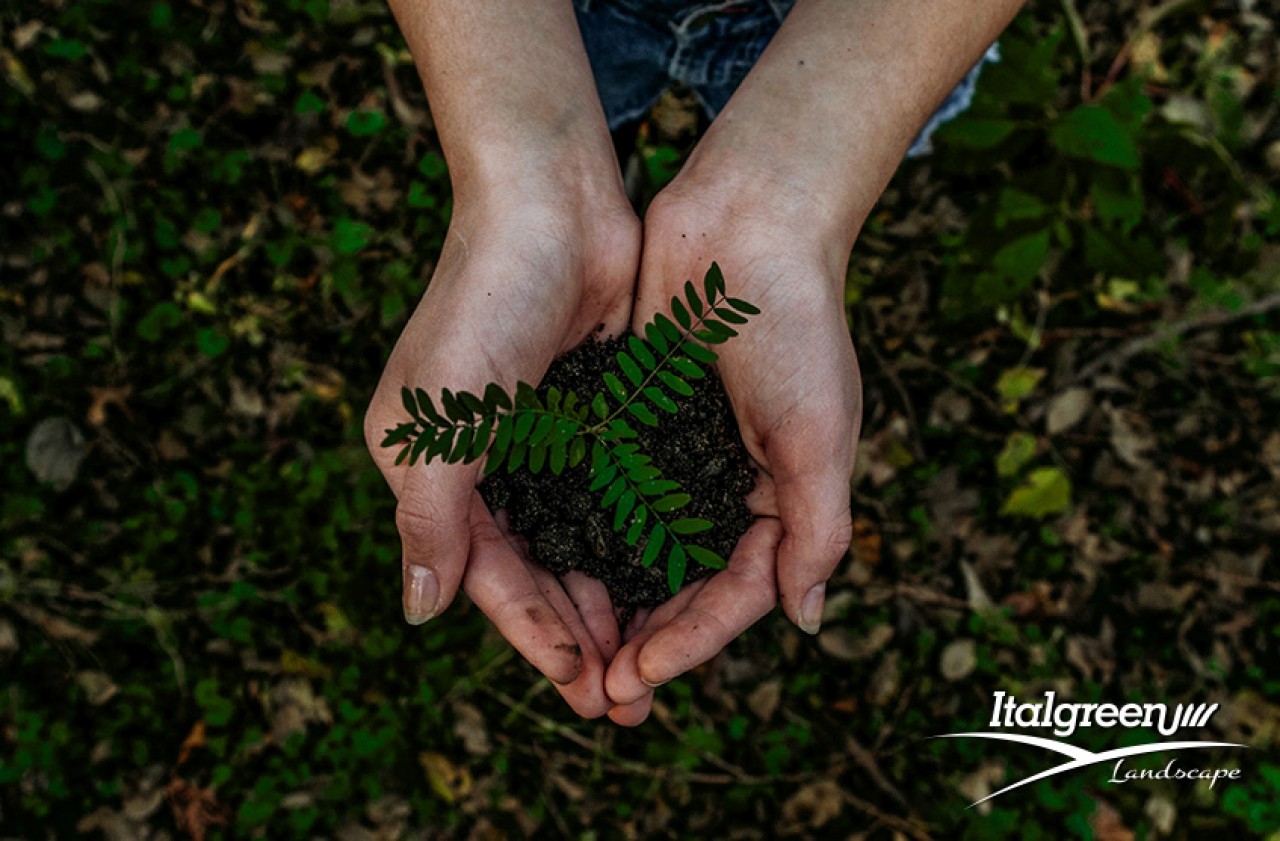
left=379, top=263, right=759, bottom=593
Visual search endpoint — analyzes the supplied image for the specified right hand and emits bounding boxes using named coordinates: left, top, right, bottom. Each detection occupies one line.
left=364, top=185, right=640, bottom=718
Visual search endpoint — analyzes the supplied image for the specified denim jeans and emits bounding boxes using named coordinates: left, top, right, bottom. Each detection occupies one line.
left=573, top=0, right=999, bottom=157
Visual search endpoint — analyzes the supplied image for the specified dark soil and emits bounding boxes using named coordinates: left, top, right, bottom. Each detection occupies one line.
left=479, top=336, right=755, bottom=609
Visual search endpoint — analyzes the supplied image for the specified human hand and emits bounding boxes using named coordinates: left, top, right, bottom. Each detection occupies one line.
left=603, top=183, right=861, bottom=725
left=364, top=185, right=640, bottom=718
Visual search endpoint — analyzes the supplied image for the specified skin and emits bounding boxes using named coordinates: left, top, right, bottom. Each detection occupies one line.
left=367, top=0, right=1025, bottom=723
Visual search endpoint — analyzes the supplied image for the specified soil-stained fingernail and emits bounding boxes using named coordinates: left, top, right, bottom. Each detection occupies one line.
left=641, top=675, right=671, bottom=689
left=403, top=564, right=439, bottom=625
left=798, top=583, right=825, bottom=635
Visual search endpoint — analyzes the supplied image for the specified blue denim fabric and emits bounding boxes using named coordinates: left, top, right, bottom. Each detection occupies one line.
left=573, top=0, right=999, bottom=158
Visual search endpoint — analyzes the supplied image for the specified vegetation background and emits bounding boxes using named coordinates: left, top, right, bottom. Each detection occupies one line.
left=2, top=0, right=1279, bottom=837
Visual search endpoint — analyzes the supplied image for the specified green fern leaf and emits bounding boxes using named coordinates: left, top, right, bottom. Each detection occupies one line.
left=527, top=442, right=546, bottom=474
left=638, top=478, right=680, bottom=496
left=683, top=343, right=718, bottom=364
left=466, top=417, right=492, bottom=462
left=613, top=491, right=636, bottom=530
left=589, top=461, right=617, bottom=491
left=549, top=440, right=566, bottom=475
left=602, top=477, right=626, bottom=507
left=628, top=336, right=655, bottom=369
left=530, top=414, right=554, bottom=447
left=569, top=436, right=587, bottom=467
left=410, top=432, right=431, bottom=465
left=627, top=403, right=659, bottom=427
left=684, top=280, right=703, bottom=317
left=686, top=545, right=727, bottom=569
left=460, top=390, right=487, bottom=417
left=628, top=464, right=661, bottom=483
left=506, top=440, right=526, bottom=472
left=667, top=544, right=687, bottom=593
left=671, top=297, right=692, bottom=330
left=427, top=427, right=455, bottom=461
left=652, top=493, right=691, bottom=512
left=402, top=387, right=420, bottom=420
left=603, top=372, right=628, bottom=403
left=644, top=321, right=669, bottom=354
left=670, top=518, right=714, bottom=535
left=670, top=356, right=705, bottom=379
left=484, top=383, right=512, bottom=411
left=713, top=306, right=747, bottom=325
left=644, top=387, right=678, bottom=414
left=515, top=381, right=538, bottom=409
left=395, top=444, right=411, bottom=465
left=493, top=415, right=514, bottom=453
left=514, top=412, right=535, bottom=443
left=381, top=423, right=415, bottom=447
left=653, top=313, right=681, bottom=342
left=625, top=514, right=645, bottom=545
left=642, top=525, right=665, bottom=567
left=726, top=297, right=759, bottom=315
left=449, top=427, right=473, bottom=462
left=705, top=262, right=726, bottom=300
left=616, top=352, right=643, bottom=386
left=657, top=371, right=694, bottom=396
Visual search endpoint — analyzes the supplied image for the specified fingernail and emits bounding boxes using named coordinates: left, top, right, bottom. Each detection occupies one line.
left=641, top=675, right=670, bottom=689
left=403, top=564, right=439, bottom=625
left=798, top=583, right=825, bottom=635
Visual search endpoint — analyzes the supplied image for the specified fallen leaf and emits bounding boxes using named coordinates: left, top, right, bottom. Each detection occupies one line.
left=1046, top=386, right=1092, bottom=435
left=87, top=385, right=132, bottom=427
left=1002, top=467, right=1073, bottom=518
left=1089, top=797, right=1135, bottom=841
left=421, top=752, right=472, bottom=803
left=177, top=720, right=207, bottom=765
left=779, top=780, right=843, bottom=833
left=77, top=670, right=119, bottom=705
left=940, top=639, right=977, bottom=681
left=26, top=416, right=87, bottom=490
left=747, top=679, right=783, bottom=722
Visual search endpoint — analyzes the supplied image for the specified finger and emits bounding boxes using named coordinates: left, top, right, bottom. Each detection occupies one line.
left=462, top=496, right=586, bottom=688
left=561, top=571, right=622, bottom=661
left=525, top=564, right=613, bottom=718
left=393, top=460, right=476, bottom=623
left=771, top=436, right=854, bottom=635
left=607, top=693, right=653, bottom=727
left=605, top=519, right=782, bottom=703
left=605, top=580, right=707, bottom=706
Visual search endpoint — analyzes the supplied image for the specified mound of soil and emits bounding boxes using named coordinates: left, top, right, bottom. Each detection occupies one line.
left=479, top=336, right=754, bottom=609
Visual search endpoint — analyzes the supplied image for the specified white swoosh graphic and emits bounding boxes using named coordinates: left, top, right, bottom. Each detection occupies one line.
left=930, top=733, right=1249, bottom=807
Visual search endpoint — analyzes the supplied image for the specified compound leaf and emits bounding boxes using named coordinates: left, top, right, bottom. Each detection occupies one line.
left=686, top=545, right=726, bottom=569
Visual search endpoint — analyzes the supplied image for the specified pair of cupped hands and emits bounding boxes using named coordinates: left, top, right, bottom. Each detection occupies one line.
left=364, top=162, right=862, bottom=725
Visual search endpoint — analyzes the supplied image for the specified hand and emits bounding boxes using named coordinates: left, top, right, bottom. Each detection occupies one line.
left=364, top=187, right=640, bottom=718
left=603, top=184, right=861, bottom=724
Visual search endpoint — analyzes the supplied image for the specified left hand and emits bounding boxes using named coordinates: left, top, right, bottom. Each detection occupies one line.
left=603, top=179, right=862, bottom=725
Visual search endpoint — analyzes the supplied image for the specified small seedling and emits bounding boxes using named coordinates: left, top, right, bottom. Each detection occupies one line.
left=381, top=263, right=759, bottom=594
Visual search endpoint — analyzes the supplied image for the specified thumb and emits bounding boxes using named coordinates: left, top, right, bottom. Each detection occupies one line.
left=395, top=460, right=474, bottom=625
left=771, top=438, right=854, bottom=636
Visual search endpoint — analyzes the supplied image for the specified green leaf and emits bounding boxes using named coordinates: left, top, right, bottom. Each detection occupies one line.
left=527, top=442, right=546, bottom=474
left=530, top=415, right=554, bottom=447
left=410, top=432, right=431, bottom=465
left=607, top=419, right=637, bottom=439
left=992, top=229, right=1050, bottom=290
left=627, top=464, right=661, bottom=483
left=667, top=544, right=687, bottom=594
left=506, top=440, right=526, bottom=472
left=1049, top=105, right=1140, bottom=169
left=996, top=431, right=1038, bottom=477
left=625, top=515, right=645, bottom=545
left=345, top=109, right=386, bottom=137
left=450, top=428, right=474, bottom=462
left=545, top=386, right=562, bottom=412
left=381, top=423, right=415, bottom=447
left=644, top=387, right=678, bottom=414
left=467, top=417, right=492, bottom=462
left=672, top=298, right=692, bottom=330
left=549, top=440, right=567, bottom=475
left=684, top=281, right=704, bottom=317
left=653, top=314, right=681, bottom=342
left=427, top=428, right=455, bottom=461
left=996, top=367, right=1046, bottom=412
left=401, top=387, right=420, bottom=420
left=616, top=353, right=643, bottom=386
left=704, top=262, right=725, bottom=301
left=331, top=218, right=371, bottom=255
left=460, top=390, right=487, bottom=418
left=603, top=372, right=628, bottom=403
left=934, top=117, right=1019, bottom=150
left=645, top=322, right=670, bottom=354
left=657, top=371, right=694, bottom=397
left=642, top=526, right=666, bottom=567
left=639, top=479, right=680, bottom=496
left=440, top=389, right=472, bottom=423
left=713, top=307, right=747, bottom=325
left=683, top=343, right=718, bottom=365
left=686, top=545, right=726, bottom=569
left=652, top=493, right=691, bottom=513
left=602, top=477, right=626, bottom=507
left=515, top=381, right=539, bottom=409
left=514, top=412, right=535, bottom=443
left=1001, top=467, right=1073, bottom=518
left=670, top=518, right=713, bottom=535
left=670, top=356, right=705, bottom=379
left=726, top=297, right=759, bottom=315
left=628, top=336, right=655, bottom=370
left=568, top=436, right=587, bottom=468
left=613, top=491, right=636, bottom=531
left=592, top=393, right=609, bottom=420
left=493, top=415, right=514, bottom=453
left=196, top=328, right=229, bottom=358
left=415, top=388, right=445, bottom=424
left=627, top=403, right=659, bottom=427
left=590, top=462, right=617, bottom=492
left=395, top=445, right=411, bottom=466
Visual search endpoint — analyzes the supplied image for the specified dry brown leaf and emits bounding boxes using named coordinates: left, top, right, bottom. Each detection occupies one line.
left=1089, top=798, right=1135, bottom=841
left=421, top=751, right=472, bottom=803
left=177, top=720, right=207, bottom=765
left=747, top=679, right=783, bottom=722
left=779, top=780, right=843, bottom=833
left=939, top=639, right=977, bottom=682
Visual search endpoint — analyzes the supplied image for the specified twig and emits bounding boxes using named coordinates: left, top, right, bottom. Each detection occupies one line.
left=1064, top=291, right=1280, bottom=387
left=860, top=327, right=926, bottom=461
left=838, top=789, right=934, bottom=841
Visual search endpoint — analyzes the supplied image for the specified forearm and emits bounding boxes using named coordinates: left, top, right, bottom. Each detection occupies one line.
left=674, top=0, right=1025, bottom=258
left=388, top=0, right=621, bottom=202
